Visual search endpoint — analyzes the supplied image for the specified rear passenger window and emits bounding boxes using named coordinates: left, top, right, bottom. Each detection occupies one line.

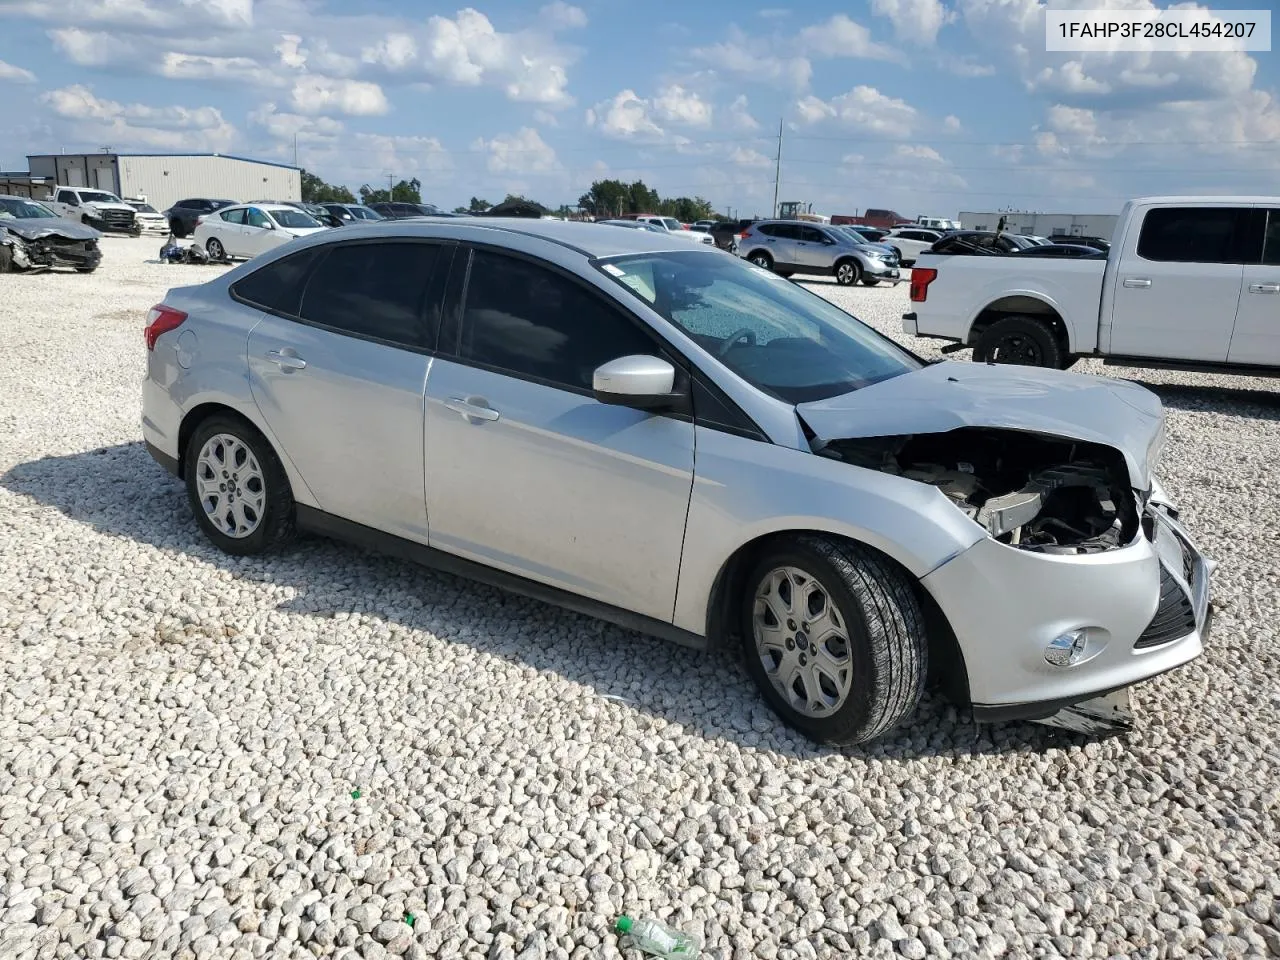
left=299, top=242, right=440, bottom=348
left=1262, top=210, right=1280, bottom=266
left=220, top=208, right=246, bottom=224
left=1137, top=207, right=1252, bottom=263
left=458, top=250, right=656, bottom=392
left=230, top=248, right=322, bottom=317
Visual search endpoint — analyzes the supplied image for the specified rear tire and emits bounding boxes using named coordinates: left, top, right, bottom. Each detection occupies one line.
left=748, top=250, right=773, bottom=271
left=740, top=535, right=928, bottom=746
left=972, top=315, right=1064, bottom=369
left=206, top=237, right=226, bottom=261
left=184, top=414, right=296, bottom=557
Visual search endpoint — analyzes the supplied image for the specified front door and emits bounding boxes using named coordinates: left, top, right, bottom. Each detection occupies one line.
left=216, top=207, right=247, bottom=255
left=423, top=247, right=695, bottom=622
left=1228, top=207, right=1280, bottom=366
left=1108, top=205, right=1249, bottom=362
left=246, top=239, right=448, bottom=540
left=242, top=207, right=276, bottom=257
left=793, top=225, right=832, bottom=269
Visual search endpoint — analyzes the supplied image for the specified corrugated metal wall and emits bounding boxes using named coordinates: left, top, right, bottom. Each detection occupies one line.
left=116, top=156, right=301, bottom=211
left=959, top=211, right=1120, bottom=239
left=25, top=155, right=119, bottom=196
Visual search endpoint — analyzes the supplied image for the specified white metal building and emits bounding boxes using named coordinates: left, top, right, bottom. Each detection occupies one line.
left=25, top=153, right=301, bottom=211
left=959, top=211, right=1121, bottom=240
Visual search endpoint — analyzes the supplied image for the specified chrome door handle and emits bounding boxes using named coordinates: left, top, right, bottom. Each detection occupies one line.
left=265, top=350, right=307, bottom=370
left=443, top=397, right=500, bottom=422
left=1249, top=282, right=1280, bottom=294
left=1122, top=278, right=1152, bottom=288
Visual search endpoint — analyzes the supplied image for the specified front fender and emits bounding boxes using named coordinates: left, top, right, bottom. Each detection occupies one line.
left=672, top=426, right=984, bottom=635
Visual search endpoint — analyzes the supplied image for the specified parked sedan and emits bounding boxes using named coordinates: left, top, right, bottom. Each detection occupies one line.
left=880, top=227, right=944, bottom=265
left=192, top=203, right=328, bottom=260
left=322, top=203, right=385, bottom=225
left=141, top=218, right=1207, bottom=745
left=125, top=200, right=170, bottom=236
left=367, top=201, right=447, bottom=219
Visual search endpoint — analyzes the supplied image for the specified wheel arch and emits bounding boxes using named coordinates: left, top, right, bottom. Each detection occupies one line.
left=967, top=295, right=1071, bottom=354
left=703, top=528, right=972, bottom=705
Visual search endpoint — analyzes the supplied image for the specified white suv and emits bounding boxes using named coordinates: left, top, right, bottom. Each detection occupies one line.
left=881, top=227, right=943, bottom=265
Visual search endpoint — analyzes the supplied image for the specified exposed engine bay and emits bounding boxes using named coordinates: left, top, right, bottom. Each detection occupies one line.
left=820, top=427, right=1140, bottom=554
left=0, top=224, right=102, bottom=273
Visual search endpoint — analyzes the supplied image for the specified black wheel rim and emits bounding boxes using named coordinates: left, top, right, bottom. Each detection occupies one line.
left=990, top=334, right=1042, bottom=365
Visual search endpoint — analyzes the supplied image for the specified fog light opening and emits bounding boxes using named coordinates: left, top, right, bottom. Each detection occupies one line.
left=1045, top=629, right=1089, bottom=667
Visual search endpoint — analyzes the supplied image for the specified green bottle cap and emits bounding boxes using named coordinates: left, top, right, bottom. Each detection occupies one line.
left=615, top=916, right=632, bottom=934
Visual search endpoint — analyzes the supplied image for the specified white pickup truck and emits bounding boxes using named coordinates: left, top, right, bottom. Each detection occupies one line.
left=43, top=186, right=141, bottom=234
left=903, top=196, right=1280, bottom=374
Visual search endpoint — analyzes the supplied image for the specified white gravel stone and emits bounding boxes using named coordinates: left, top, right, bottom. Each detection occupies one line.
left=1, top=239, right=1279, bottom=960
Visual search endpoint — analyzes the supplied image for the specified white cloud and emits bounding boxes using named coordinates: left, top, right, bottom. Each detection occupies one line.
left=943, top=114, right=962, bottom=132
left=274, top=34, right=308, bottom=70
left=894, top=144, right=947, bottom=163
left=869, top=0, right=953, bottom=45
left=796, top=85, right=917, bottom=138
left=40, top=83, right=236, bottom=151
left=159, top=52, right=285, bottom=87
left=48, top=27, right=130, bottom=66
left=728, top=146, right=772, bottom=167
left=798, top=14, right=902, bottom=61
left=473, top=127, right=559, bottom=174
left=943, top=55, right=995, bottom=77
left=585, top=89, right=665, bottom=140
left=362, top=33, right=419, bottom=72
left=290, top=76, right=388, bottom=116
left=419, top=8, right=574, bottom=106
left=728, top=95, right=760, bottom=131
left=1032, top=60, right=1111, bottom=96
left=653, top=85, right=713, bottom=127
left=539, top=1, right=587, bottom=29
left=0, top=60, right=36, bottom=83
left=692, top=34, right=811, bottom=91
left=249, top=102, right=344, bottom=143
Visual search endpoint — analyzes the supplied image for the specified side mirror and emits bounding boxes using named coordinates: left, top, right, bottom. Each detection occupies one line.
left=263, top=220, right=275, bottom=230
left=593, top=355, right=679, bottom=411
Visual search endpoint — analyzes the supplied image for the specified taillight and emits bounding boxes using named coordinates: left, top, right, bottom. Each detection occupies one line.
left=145, top=304, right=187, bottom=350
left=195, top=214, right=207, bottom=224
left=738, top=231, right=750, bottom=239
left=909, top=267, right=938, bottom=303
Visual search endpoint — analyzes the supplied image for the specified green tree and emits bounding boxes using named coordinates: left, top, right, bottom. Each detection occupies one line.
left=663, top=196, right=715, bottom=222
left=358, top=178, right=422, bottom=204
left=300, top=170, right=356, bottom=204
left=578, top=179, right=629, bottom=218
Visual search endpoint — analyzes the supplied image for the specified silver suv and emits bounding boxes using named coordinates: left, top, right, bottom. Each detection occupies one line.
left=142, top=218, right=1208, bottom=745
left=735, top=220, right=901, bottom=286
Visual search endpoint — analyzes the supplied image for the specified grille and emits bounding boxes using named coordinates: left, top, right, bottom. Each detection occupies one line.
left=1135, top=565, right=1196, bottom=648
left=97, top=209, right=135, bottom=226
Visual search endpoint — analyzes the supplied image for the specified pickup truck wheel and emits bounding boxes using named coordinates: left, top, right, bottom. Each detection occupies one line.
left=973, top=315, right=1063, bottom=369
left=834, top=259, right=861, bottom=286
left=741, top=536, right=927, bottom=746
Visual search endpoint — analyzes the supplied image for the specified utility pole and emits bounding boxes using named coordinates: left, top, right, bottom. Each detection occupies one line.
left=293, top=134, right=298, bottom=169
left=771, top=118, right=783, bottom=219
left=388, top=172, right=394, bottom=200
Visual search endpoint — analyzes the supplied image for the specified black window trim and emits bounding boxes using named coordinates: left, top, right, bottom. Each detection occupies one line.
left=228, top=237, right=456, bottom=355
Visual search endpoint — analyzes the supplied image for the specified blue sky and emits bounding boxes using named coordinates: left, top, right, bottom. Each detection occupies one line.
left=0, top=0, right=1277, bottom=217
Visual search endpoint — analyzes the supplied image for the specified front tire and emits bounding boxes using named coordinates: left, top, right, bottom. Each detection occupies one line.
left=972, top=315, right=1064, bottom=369
left=740, top=536, right=927, bottom=746
left=185, top=415, right=296, bottom=556
left=75, top=267, right=97, bottom=274
left=834, top=259, right=860, bottom=286
left=206, top=237, right=226, bottom=261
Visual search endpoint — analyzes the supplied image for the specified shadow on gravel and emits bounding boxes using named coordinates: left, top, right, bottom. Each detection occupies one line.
left=3, top=441, right=1094, bottom=761
left=1131, top=381, right=1280, bottom=421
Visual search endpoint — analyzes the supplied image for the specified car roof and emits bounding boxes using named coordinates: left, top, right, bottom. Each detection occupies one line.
left=289, top=217, right=701, bottom=257
left=226, top=202, right=306, bottom=213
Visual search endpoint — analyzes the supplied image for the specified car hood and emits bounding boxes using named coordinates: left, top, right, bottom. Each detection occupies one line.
left=795, top=360, right=1164, bottom=490
left=0, top=217, right=101, bottom=241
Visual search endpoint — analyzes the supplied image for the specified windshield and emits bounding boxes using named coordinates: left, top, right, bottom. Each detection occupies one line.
left=129, top=202, right=158, bottom=214
left=831, top=227, right=871, bottom=246
left=597, top=251, right=922, bottom=403
left=0, top=198, right=59, bottom=219
left=78, top=190, right=122, bottom=204
left=350, top=206, right=382, bottom=220
left=269, top=209, right=322, bottom=229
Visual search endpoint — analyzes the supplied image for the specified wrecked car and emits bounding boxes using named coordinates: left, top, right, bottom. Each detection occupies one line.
left=141, top=227, right=1210, bottom=746
left=0, top=195, right=103, bottom=273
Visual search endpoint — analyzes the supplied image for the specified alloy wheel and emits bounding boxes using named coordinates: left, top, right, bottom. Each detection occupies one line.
left=194, top=433, right=266, bottom=538
left=989, top=334, right=1043, bottom=365
left=752, top=565, right=855, bottom=717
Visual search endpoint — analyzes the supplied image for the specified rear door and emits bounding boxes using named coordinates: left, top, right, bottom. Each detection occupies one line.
left=1108, top=205, right=1250, bottom=361
left=1227, top=207, right=1280, bottom=366
left=244, top=239, right=450, bottom=540
left=767, top=224, right=802, bottom=267
left=421, top=247, right=695, bottom=621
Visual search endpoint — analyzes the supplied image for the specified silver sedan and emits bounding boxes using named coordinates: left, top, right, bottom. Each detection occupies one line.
left=142, top=218, right=1211, bottom=744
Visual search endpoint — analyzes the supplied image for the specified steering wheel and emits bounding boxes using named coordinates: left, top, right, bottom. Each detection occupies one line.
left=718, top=327, right=757, bottom=358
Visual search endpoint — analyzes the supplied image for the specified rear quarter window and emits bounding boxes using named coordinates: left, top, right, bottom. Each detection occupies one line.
left=230, top=247, right=323, bottom=317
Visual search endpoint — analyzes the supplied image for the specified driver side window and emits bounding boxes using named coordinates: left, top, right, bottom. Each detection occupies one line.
left=246, top=208, right=270, bottom=228
left=457, top=250, right=659, bottom=393
left=58, top=191, right=79, bottom=206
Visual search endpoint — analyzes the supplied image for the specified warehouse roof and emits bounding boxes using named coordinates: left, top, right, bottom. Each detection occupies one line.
left=27, top=152, right=300, bottom=171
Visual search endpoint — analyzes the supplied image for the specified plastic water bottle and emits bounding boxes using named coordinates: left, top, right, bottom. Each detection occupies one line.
left=614, top=915, right=701, bottom=958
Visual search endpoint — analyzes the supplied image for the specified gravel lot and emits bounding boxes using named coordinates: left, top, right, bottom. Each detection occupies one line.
left=2, top=236, right=1280, bottom=960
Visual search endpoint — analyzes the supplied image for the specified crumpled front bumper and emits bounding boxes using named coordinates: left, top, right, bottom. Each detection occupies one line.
left=922, top=496, right=1211, bottom=731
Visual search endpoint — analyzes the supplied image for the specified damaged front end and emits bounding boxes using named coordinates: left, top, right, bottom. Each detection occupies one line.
left=818, top=426, right=1141, bottom=555
left=0, top=225, right=102, bottom=273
